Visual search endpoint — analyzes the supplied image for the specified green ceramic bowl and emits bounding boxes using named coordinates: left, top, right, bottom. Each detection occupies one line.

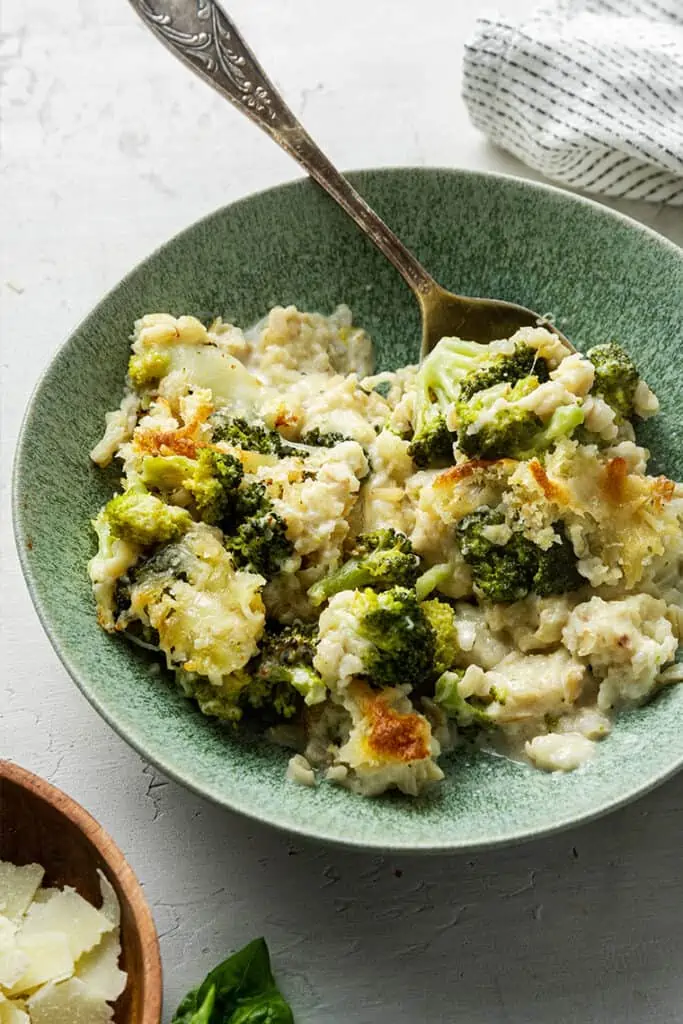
left=14, top=169, right=683, bottom=852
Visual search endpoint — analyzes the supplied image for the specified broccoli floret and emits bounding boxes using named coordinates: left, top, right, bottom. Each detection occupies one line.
left=587, top=341, right=639, bottom=420
left=129, top=537, right=192, bottom=584
left=243, top=672, right=301, bottom=721
left=224, top=482, right=293, bottom=579
left=421, top=599, right=459, bottom=676
left=180, top=664, right=301, bottom=724
left=458, top=510, right=537, bottom=602
left=251, top=623, right=326, bottom=709
left=456, top=396, right=542, bottom=461
left=179, top=625, right=325, bottom=723
left=177, top=669, right=251, bottom=723
left=434, top=670, right=495, bottom=730
left=456, top=508, right=582, bottom=603
left=531, top=526, right=583, bottom=597
left=194, top=450, right=244, bottom=519
left=307, top=529, right=420, bottom=606
left=348, top=587, right=436, bottom=689
left=299, top=427, right=352, bottom=448
left=103, top=486, right=192, bottom=547
left=408, top=337, right=551, bottom=467
left=210, top=413, right=299, bottom=456
left=127, top=350, right=171, bottom=389
left=458, top=342, right=549, bottom=401
left=140, top=449, right=243, bottom=524
left=407, top=339, right=465, bottom=467
left=454, top=378, right=584, bottom=460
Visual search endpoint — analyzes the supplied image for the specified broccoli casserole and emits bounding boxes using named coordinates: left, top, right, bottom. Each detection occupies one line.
left=89, top=305, right=683, bottom=796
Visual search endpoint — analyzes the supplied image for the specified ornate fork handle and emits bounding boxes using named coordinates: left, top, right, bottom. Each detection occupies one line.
left=128, top=0, right=436, bottom=296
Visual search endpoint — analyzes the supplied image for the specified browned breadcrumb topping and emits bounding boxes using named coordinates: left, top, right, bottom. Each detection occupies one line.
left=357, top=686, right=431, bottom=763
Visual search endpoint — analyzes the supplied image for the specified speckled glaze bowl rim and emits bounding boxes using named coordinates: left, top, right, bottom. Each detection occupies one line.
left=12, top=167, right=683, bottom=853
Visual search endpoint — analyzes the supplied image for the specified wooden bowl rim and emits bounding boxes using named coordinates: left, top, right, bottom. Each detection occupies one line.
left=0, top=759, right=163, bottom=1023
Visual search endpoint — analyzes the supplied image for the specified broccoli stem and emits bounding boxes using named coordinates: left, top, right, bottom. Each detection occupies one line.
left=415, top=563, right=452, bottom=601
left=308, top=560, right=381, bottom=606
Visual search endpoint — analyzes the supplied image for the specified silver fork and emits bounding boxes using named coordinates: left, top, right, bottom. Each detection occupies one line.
left=127, top=0, right=572, bottom=358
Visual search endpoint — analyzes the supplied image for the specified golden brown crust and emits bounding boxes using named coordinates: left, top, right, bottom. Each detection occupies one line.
left=652, top=476, right=676, bottom=509
left=603, top=457, right=628, bottom=503
left=434, top=458, right=508, bottom=487
left=135, top=428, right=200, bottom=459
left=528, top=459, right=567, bottom=504
left=353, top=685, right=431, bottom=763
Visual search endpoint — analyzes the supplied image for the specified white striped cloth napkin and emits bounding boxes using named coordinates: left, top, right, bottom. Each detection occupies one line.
left=463, top=0, right=683, bottom=205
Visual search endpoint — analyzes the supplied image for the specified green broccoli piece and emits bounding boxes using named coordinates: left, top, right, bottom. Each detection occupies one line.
left=127, top=350, right=171, bottom=389
left=103, top=486, right=192, bottom=547
left=587, top=341, right=640, bottom=420
left=415, top=563, right=453, bottom=601
left=180, top=625, right=325, bottom=723
left=407, top=339, right=466, bottom=467
left=530, top=404, right=586, bottom=454
left=251, top=622, right=326, bottom=709
left=140, top=449, right=244, bottom=524
left=458, top=341, right=549, bottom=401
left=129, top=536, right=192, bottom=584
left=408, top=337, right=551, bottom=467
left=243, top=675, right=300, bottom=721
left=347, top=586, right=436, bottom=689
left=454, top=377, right=584, bottom=460
left=224, top=482, right=293, bottom=579
left=180, top=659, right=301, bottom=724
left=434, top=670, right=495, bottom=730
left=307, top=529, right=420, bottom=606
left=455, top=395, right=542, bottom=461
left=421, top=599, right=459, bottom=676
left=210, top=414, right=299, bottom=456
left=531, top=526, right=583, bottom=597
left=458, top=509, right=537, bottom=602
left=456, top=508, right=582, bottom=603
left=299, top=427, right=352, bottom=448
left=176, top=669, right=251, bottom=723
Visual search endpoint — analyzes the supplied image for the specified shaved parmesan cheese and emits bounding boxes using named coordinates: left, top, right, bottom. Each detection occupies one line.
left=0, top=866, right=44, bottom=923
left=0, top=953, right=28, bottom=993
left=29, top=889, right=59, bottom=905
left=0, top=917, right=17, bottom=948
left=0, top=918, right=29, bottom=989
left=0, top=996, right=30, bottom=1024
left=76, top=932, right=126, bottom=1002
left=27, top=978, right=114, bottom=1024
left=5, top=932, right=73, bottom=996
left=0, top=861, right=126, bottom=1019
left=96, top=872, right=120, bottom=929
left=21, top=888, right=112, bottom=961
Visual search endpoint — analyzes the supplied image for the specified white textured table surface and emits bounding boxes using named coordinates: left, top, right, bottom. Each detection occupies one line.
left=2, top=2, right=683, bottom=1020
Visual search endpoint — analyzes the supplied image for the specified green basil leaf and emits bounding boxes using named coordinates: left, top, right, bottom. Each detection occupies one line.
left=172, top=938, right=294, bottom=1024
left=197, top=937, right=274, bottom=1016
left=171, top=983, right=216, bottom=1023
left=229, top=993, right=294, bottom=1024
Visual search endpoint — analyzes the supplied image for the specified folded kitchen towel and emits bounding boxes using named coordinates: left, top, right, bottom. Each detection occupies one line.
left=463, top=0, right=683, bottom=204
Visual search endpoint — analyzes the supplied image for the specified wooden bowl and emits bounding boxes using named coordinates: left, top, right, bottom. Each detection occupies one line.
left=0, top=760, right=162, bottom=1023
